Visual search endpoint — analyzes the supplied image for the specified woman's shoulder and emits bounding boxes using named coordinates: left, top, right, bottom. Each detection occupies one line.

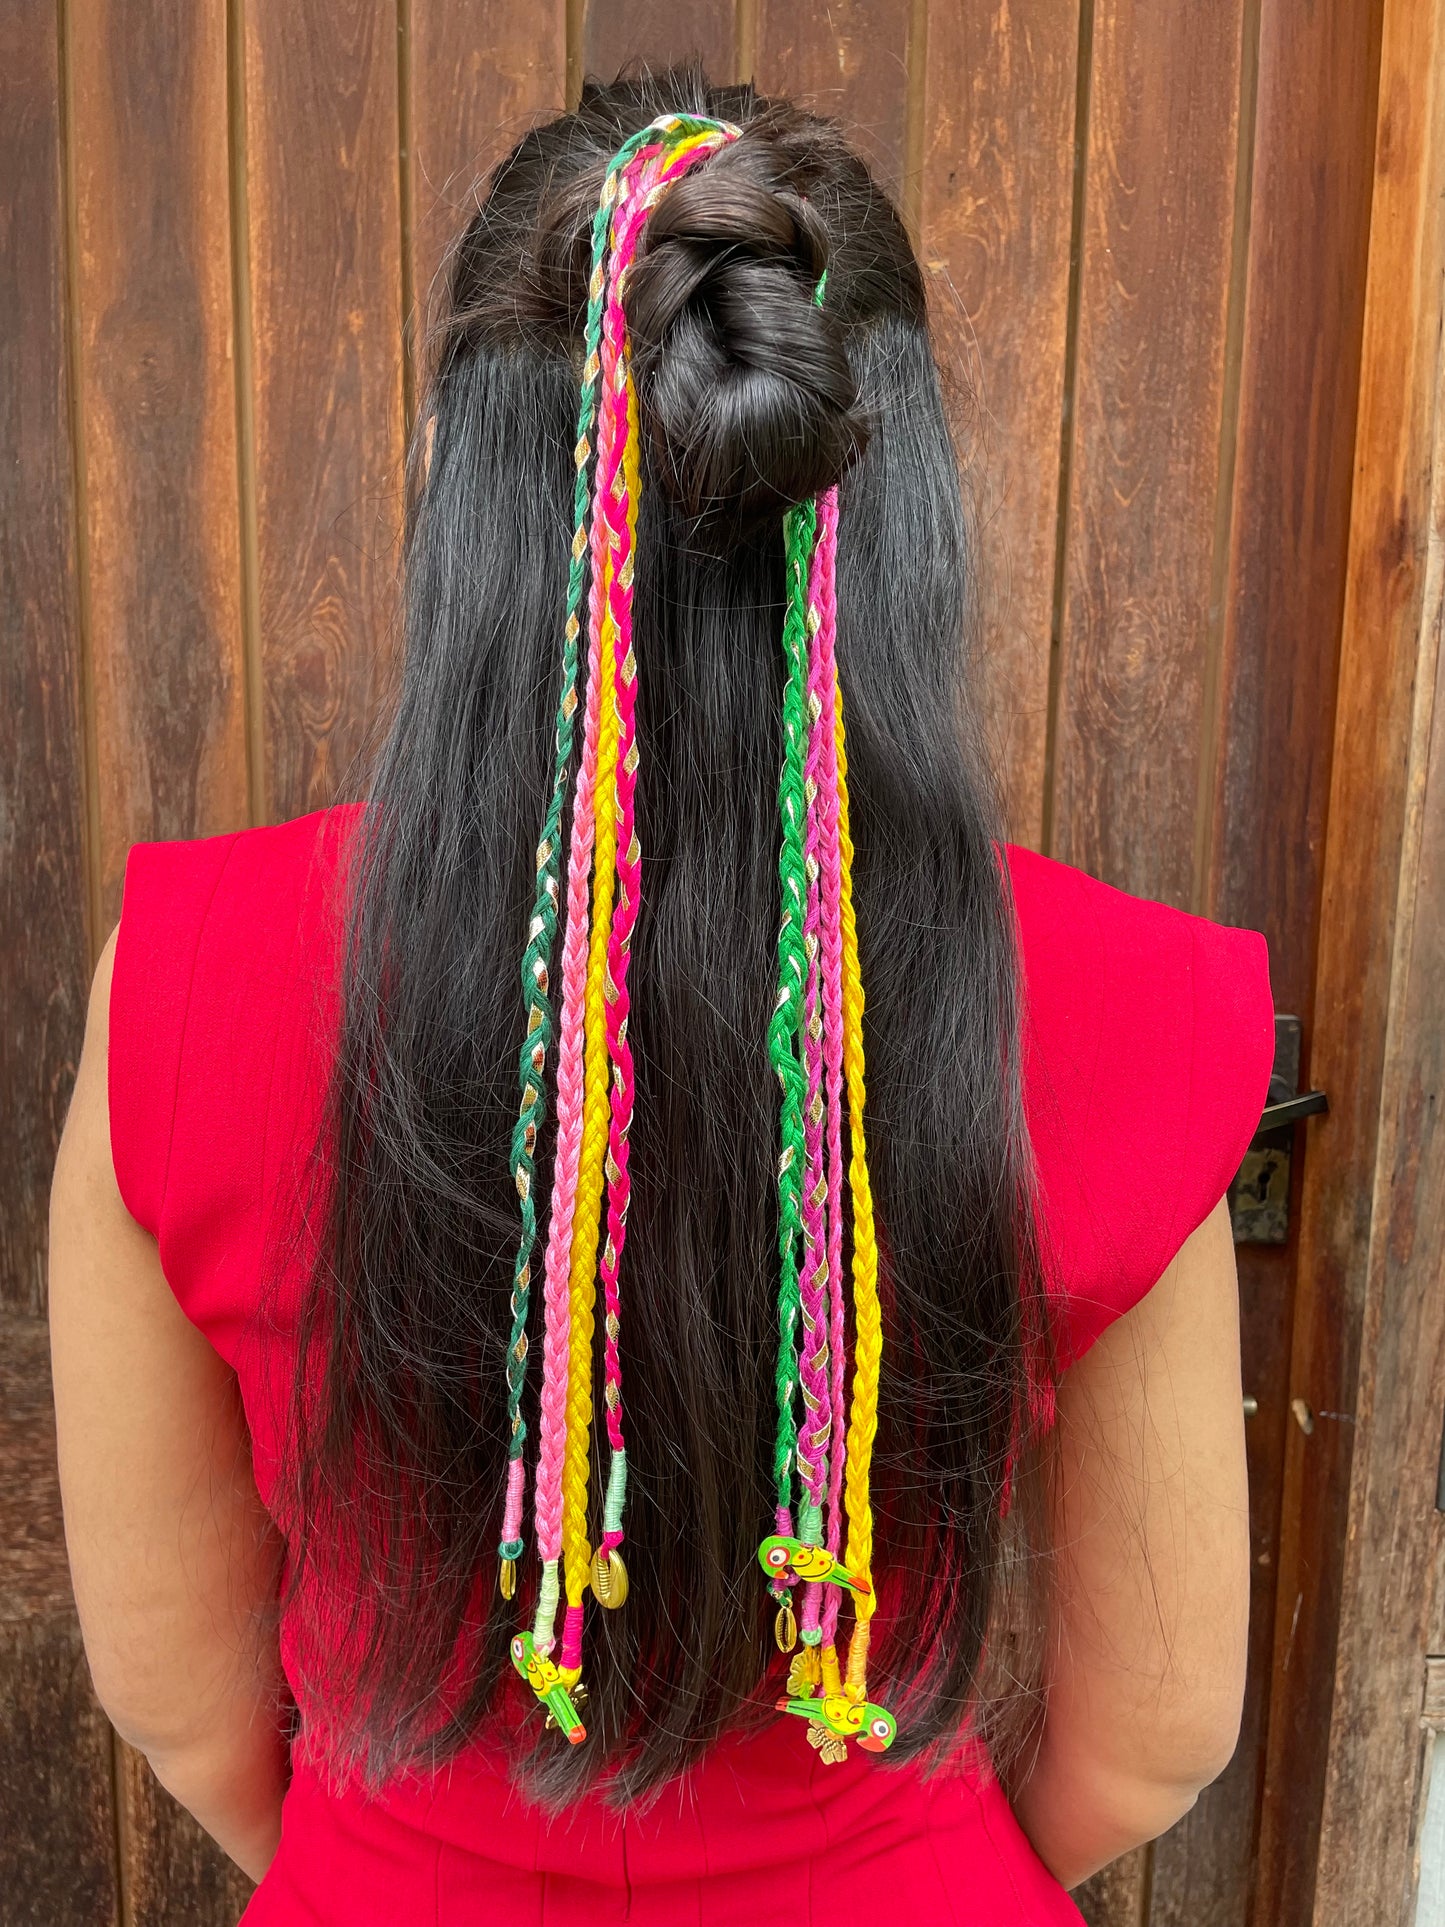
left=108, top=806, right=359, bottom=1312
left=1001, top=842, right=1275, bottom=1362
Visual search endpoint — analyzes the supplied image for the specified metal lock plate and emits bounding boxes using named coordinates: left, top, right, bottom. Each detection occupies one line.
left=1227, top=1013, right=1327, bottom=1245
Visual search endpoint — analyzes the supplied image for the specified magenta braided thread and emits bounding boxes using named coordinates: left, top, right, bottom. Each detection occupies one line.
left=529, top=160, right=652, bottom=1598
left=592, top=136, right=738, bottom=1572
left=538, top=134, right=736, bottom=1617
left=797, top=482, right=839, bottom=1644
left=591, top=149, right=669, bottom=1545
left=806, top=488, right=852, bottom=1655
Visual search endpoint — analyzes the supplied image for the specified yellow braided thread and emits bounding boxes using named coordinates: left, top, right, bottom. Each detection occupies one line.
left=834, top=682, right=882, bottom=1703
left=560, top=545, right=622, bottom=1620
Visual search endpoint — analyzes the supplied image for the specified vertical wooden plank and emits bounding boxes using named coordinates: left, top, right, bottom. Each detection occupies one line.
left=0, top=1320, right=119, bottom=1924
left=917, top=0, right=1080, bottom=850
left=1311, top=281, right=1445, bottom=1924
left=0, top=0, right=89, bottom=1320
left=240, top=0, right=406, bottom=820
left=119, top=1742, right=257, bottom=1924
left=583, top=0, right=737, bottom=89
left=1050, top=0, right=1244, bottom=904
left=69, top=0, right=248, bottom=925
left=1152, top=0, right=1383, bottom=1921
left=407, top=2, right=568, bottom=379
left=1255, top=0, right=1441, bottom=1914
left=1075, top=1850, right=1149, bottom=1927
left=753, top=0, right=912, bottom=199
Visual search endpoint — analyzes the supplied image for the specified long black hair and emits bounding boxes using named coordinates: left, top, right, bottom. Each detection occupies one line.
left=270, top=64, right=1056, bottom=1810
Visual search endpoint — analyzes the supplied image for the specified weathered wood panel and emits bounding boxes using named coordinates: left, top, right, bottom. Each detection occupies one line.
left=240, top=0, right=406, bottom=819
left=407, top=0, right=568, bottom=377
left=1290, top=0, right=1445, bottom=1916
left=916, top=0, right=1079, bottom=850
left=0, top=1319, right=118, bottom=1923
left=69, top=0, right=247, bottom=925
left=1050, top=0, right=1244, bottom=905
left=584, top=0, right=737, bottom=88
left=0, top=0, right=89, bottom=1321
left=1171, top=0, right=1382, bottom=1919
left=754, top=0, right=912, bottom=198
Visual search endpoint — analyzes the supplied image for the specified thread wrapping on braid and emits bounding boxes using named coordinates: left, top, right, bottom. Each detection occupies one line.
left=523, top=120, right=742, bottom=1693
left=504, top=112, right=896, bottom=1759
left=798, top=483, right=840, bottom=1649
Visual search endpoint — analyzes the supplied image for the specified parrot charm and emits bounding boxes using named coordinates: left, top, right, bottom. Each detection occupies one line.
left=510, top=1632, right=587, bottom=1745
left=756, top=1535, right=872, bottom=1597
left=776, top=1691, right=897, bottom=1763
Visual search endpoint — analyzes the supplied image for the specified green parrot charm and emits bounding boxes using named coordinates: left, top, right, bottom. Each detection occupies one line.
left=756, top=1534, right=872, bottom=1597
left=775, top=1691, right=897, bottom=1763
left=510, top=1632, right=587, bottom=1744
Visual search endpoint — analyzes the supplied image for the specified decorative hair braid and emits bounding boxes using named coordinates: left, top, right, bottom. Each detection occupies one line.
left=503, top=113, right=895, bottom=1764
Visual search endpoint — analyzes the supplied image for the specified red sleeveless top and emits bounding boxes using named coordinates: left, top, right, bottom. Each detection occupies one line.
left=108, top=805, right=1274, bottom=1926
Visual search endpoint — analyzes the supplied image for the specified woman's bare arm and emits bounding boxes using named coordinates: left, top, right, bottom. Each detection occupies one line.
left=1011, top=1196, right=1251, bottom=1888
left=48, top=931, right=288, bottom=1884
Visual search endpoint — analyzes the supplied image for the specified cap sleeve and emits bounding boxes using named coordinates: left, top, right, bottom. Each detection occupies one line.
left=108, top=831, right=240, bottom=1237
left=1005, top=845, right=1275, bottom=1365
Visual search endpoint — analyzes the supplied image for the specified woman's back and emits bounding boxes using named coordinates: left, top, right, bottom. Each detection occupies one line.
left=51, top=66, right=1274, bottom=1926
left=103, top=802, right=1272, bottom=1924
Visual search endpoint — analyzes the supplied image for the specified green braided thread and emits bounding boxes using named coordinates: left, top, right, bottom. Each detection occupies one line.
left=498, top=114, right=740, bottom=1556
left=769, top=492, right=819, bottom=1515
left=768, top=266, right=830, bottom=1527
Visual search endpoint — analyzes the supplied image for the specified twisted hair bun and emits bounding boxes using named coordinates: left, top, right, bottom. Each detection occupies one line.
left=625, top=133, right=869, bottom=539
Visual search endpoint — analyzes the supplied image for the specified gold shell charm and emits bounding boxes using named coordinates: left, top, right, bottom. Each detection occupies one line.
left=774, top=1600, right=798, bottom=1653
left=498, top=1557, right=516, bottom=1601
left=590, top=1547, right=629, bottom=1608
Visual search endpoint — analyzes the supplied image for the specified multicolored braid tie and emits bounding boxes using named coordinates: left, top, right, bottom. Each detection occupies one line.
left=499, top=112, right=894, bottom=1763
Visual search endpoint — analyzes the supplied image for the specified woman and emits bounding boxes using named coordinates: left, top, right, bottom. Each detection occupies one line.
left=48, top=68, right=1272, bottom=1926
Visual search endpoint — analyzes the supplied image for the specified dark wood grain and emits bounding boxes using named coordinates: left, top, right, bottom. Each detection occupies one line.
left=241, top=0, right=406, bottom=819
left=0, top=1615, right=119, bottom=1927
left=120, top=1741, right=257, bottom=1926
left=0, top=1317, right=77, bottom=1621
left=583, top=0, right=737, bottom=89
left=0, top=0, right=88, bottom=1321
left=0, top=1320, right=119, bottom=1922
left=407, top=0, right=568, bottom=391
left=917, top=0, right=1079, bottom=850
left=69, top=0, right=248, bottom=924
left=1050, top=0, right=1244, bottom=904
left=753, top=0, right=912, bottom=198
left=1075, top=1848, right=1150, bottom=1927
left=1256, top=0, right=1438, bottom=1918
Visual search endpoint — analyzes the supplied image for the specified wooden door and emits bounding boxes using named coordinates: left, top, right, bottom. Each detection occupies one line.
left=0, top=3, right=1417, bottom=1921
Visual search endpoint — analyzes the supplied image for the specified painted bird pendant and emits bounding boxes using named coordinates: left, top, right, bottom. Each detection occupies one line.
left=756, top=1534, right=872, bottom=1597
left=510, top=1632, right=587, bottom=1744
left=776, top=1691, right=897, bottom=1758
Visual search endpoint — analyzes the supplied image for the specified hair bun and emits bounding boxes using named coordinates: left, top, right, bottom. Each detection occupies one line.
left=625, top=138, right=869, bottom=540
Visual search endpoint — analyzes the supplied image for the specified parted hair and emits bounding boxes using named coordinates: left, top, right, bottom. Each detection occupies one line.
left=268, top=62, right=1057, bottom=1811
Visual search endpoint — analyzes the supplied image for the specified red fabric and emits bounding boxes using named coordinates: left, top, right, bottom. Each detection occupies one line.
left=108, top=805, right=1275, bottom=1926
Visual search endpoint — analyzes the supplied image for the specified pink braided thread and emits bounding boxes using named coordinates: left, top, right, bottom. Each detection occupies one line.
left=592, top=165, right=655, bottom=1511
left=530, top=159, right=657, bottom=1583
left=594, top=133, right=735, bottom=1550
left=797, top=482, right=837, bottom=1642
left=806, top=488, right=852, bottom=1655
